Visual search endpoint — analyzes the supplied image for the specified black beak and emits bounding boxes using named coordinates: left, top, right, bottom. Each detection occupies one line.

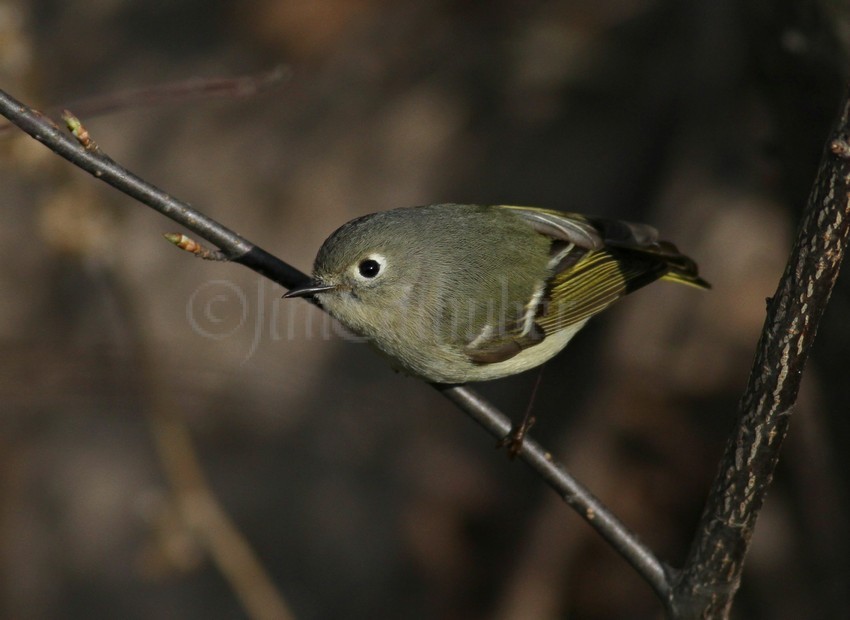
left=283, top=280, right=337, bottom=298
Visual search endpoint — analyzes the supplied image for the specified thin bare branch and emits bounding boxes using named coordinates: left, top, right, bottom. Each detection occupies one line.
left=0, top=88, right=672, bottom=603
left=438, top=385, right=672, bottom=601
left=0, top=67, right=290, bottom=137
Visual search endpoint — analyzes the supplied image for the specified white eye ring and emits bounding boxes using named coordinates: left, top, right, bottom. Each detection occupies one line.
left=355, top=253, right=387, bottom=280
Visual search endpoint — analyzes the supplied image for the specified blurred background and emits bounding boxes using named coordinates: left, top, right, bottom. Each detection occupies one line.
left=1, top=0, right=849, bottom=618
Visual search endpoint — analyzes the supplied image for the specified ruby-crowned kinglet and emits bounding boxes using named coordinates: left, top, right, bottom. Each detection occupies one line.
left=285, top=204, right=709, bottom=384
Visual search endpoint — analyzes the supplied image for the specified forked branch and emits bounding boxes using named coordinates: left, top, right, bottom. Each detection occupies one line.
left=7, top=81, right=848, bottom=616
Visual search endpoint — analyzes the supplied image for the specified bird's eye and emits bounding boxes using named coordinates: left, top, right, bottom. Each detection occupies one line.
left=358, top=258, right=381, bottom=278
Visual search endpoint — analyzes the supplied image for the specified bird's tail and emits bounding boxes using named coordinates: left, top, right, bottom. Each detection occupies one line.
left=656, top=241, right=711, bottom=289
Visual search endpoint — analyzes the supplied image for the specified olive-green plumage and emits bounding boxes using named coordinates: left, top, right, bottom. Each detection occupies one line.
left=285, top=204, right=709, bottom=383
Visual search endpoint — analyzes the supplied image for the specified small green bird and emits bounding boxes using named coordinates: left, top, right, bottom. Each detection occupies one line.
left=285, top=204, right=709, bottom=384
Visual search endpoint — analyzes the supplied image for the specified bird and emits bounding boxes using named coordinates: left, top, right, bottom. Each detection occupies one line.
left=284, top=203, right=709, bottom=385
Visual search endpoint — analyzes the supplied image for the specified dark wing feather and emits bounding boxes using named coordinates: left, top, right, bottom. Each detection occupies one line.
left=463, top=324, right=545, bottom=364
left=498, top=205, right=604, bottom=250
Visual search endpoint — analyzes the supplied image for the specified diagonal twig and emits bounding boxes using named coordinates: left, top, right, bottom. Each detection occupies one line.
left=0, top=88, right=672, bottom=603
left=0, top=67, right=291, bottom=137
left=148, top=400, right=296, bottom=620
left=82, top=255, right=296, bottom=620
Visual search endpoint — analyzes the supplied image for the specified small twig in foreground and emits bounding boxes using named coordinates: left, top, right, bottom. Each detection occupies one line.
left=61, top=110, right=98, bottom=150
left=164, top=233, right=229, bottom=261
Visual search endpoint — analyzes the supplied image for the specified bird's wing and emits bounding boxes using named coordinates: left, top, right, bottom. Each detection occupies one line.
left=463, top=206, right=708, bottom=365
left=495, top=205, right=705, bottom=334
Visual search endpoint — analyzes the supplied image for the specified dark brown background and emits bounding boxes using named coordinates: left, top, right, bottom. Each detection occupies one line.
left=1, top=1, right=848, bottom=618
